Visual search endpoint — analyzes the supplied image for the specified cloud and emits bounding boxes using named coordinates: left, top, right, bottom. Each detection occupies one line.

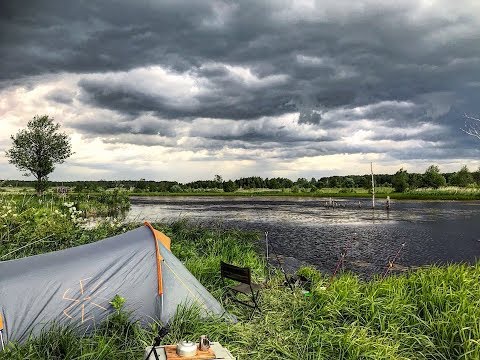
left=0, top=0, right=479, bottom=180
left=46, top=89, right=75, bottom=104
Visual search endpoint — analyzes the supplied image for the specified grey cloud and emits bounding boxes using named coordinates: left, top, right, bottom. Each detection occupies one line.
left=3, top=1, right=479, bottom=107
left=1, top=0, right=480, bottom=163
left=46, top=89, right=75, bottom=104
left=73, top=117, right=177, bottom=137
left=102, top=134, right=178, bottom=147
left=77, top=66, right=294, bottom=120
left=298, top=110, right=322, bottom=125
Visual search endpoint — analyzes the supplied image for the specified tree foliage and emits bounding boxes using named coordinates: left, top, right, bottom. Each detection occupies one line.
left=392, top=168, right=409, bottom=192
left=450, top=165, right=474, bottom=187
left=423, top=165, right=446, bottom=189
left=222, top=180, right=238, bottom=192
left=6, top=115, right=73, bottom=194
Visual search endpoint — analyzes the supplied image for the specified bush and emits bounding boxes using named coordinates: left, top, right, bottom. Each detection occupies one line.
left=392, top=168, right=409, bottom=192
left=222, top=180, right=238, bottom=193
left=423, top=165, right=446, bottom=189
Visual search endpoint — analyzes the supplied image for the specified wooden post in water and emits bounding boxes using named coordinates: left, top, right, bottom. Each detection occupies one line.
left=371, top=162, right=375, bottom=209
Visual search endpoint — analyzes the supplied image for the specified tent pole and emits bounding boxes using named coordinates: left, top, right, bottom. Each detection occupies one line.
left=0, top=314, right=4, bottom=351
left=160, top=294, right=164, bottom=318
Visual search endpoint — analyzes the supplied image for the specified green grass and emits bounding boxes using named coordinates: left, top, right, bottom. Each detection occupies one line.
left=129, top=186, right=480, bottom=200
left=1, top=198, right=479, bottom=359
left=3, top=185, right=480, bottom=200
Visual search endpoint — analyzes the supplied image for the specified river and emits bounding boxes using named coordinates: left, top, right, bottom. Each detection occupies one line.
left=127, top=196, right=480, bottom=276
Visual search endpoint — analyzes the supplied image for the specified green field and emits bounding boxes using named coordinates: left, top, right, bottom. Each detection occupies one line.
left=129, top=186, right=480, bottom=200
left=3, top=184, right=480, bottom=200
left=1, top=195, right=479, bottom=359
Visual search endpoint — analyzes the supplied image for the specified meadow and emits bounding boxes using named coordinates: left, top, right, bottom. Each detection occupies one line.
left=0, top=194, right=479, bottom=359
left=3, top=184, right=480, bottom=200
left=130, top=187, right=480, bottom=200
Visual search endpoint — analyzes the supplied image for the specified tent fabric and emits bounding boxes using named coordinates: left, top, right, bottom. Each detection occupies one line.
left=0, top=224, right=229, bottom=344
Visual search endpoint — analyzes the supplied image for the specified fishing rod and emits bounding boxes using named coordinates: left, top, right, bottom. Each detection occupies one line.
left=265, top=231, right=294, bottom=291
left=327, top=233, right=356, bottom=288
left=382, top=242, right=406, bottom=280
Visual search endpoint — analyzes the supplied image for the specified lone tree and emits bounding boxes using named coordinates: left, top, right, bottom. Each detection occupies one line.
left=6, top=115, right=73, bottom=195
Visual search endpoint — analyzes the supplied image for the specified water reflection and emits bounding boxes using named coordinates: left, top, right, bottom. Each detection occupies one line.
left=128, top=196, right=480, bottom=276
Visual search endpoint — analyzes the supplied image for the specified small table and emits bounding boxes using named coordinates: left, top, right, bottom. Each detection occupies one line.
left=144, top=342, right=235, bottom=360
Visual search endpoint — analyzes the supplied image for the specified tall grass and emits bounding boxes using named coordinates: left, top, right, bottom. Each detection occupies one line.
left=1, top=198, right=479, bottom=359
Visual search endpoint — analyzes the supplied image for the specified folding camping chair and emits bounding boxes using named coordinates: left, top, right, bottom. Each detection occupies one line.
left=220, top=261, right=261, bottom=315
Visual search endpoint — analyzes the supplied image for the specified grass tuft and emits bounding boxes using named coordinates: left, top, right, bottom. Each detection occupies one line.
left=1, top=198, right=479, bottom=359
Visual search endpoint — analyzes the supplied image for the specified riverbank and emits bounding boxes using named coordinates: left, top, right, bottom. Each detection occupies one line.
left=3, top=185, right=480, bottom=200
left=128, top=190, right=480, bottom=200
left=129, top=184, right=480, bottom=200
left=1, top=197, right=479, bottom=359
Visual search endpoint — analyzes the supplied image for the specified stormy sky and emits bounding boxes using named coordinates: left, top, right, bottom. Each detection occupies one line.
left=1, top=0, right=479, bottom=181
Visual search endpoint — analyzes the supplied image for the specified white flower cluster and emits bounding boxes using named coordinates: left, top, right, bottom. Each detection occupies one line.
left=63, top=202, right=84, bottom=223
left=0, top=202, right=16, bottom=219
left=0, top=202, right=19, bottom=228
left=53, top=209, right=67, bottom=218
left=106, top=216, right=121, bottom=227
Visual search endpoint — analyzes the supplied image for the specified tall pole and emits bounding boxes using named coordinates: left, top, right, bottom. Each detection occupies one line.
left=265, top=231, right=269, bottom=262
left=265, top=231, right=269, bottom=281
left=371, top=162, right=375, bottom=209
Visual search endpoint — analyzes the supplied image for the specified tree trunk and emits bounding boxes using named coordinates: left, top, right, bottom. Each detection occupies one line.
left=35, top=174, right=43, bottom=196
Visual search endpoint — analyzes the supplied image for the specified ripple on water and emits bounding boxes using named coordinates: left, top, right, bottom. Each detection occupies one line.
left=128, top=196, right=480, bottom=276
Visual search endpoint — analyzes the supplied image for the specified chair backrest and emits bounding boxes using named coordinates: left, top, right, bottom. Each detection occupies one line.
left=220, top=261, right=251, bottom=284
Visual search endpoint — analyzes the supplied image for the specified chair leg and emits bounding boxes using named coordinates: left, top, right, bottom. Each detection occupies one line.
left=252, top=291, right=261, bottom=313
left=248, top=290, right=261, bottom=319
left=223, top=282, right=262, bottom=319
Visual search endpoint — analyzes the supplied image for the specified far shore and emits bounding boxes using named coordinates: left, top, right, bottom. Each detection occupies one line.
left=128, top=191, right=480, bottom=201
left=2, top=187, right=480, bottom=201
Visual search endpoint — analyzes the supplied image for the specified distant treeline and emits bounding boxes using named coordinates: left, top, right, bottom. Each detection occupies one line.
left=2, top=165, right=479, bottom=193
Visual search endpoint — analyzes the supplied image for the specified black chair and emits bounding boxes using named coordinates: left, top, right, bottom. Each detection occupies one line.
left=220, top=261, right=261, bottom=315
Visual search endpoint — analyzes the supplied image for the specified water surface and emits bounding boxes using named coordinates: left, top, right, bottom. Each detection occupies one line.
left=127, top=196, right=480, bottom=275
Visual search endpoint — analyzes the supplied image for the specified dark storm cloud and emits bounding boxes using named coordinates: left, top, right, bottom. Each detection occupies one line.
left=73, top=118, right=177, bottom=137
left=1, top=0, right=479, bottom=161
left=46, top=89, right=74, bottom=104
left=77, top=65, right=294, bottom=120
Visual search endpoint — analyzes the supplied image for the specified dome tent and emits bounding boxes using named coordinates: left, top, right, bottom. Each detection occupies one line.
left=0, top=223, right=230, bottom=344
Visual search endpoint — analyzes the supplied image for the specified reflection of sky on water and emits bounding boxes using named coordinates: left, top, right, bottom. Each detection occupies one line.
left=127, top=196, right=480, bottom=276
left=128, top=196, right=479, bottom=224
